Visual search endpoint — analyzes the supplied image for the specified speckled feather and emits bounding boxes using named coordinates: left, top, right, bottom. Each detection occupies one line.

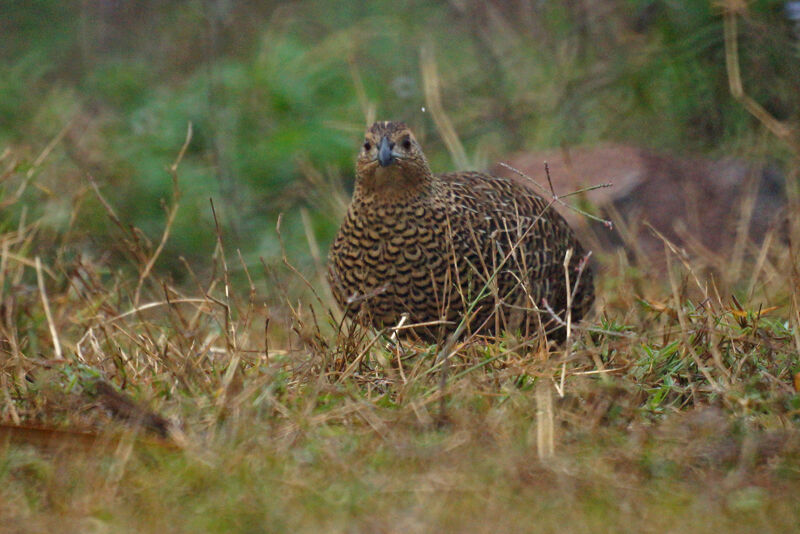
left=328, top=122, right=594, bottom=342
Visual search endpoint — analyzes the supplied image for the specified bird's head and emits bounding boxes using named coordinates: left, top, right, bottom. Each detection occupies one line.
left=355, top=121, right=432, bottom=196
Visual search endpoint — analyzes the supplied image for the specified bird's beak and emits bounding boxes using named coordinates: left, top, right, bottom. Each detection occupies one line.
left=378, top=136, right=394, bottom=167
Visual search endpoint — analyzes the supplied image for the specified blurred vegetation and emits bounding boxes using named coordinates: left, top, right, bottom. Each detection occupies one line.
left=1, top=2, right=800, bottom=531
left=1, top=0, right=797, bottom=279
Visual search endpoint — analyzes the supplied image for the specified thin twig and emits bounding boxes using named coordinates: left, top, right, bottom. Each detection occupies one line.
left=499, top=162, right=613, bottom=228
left=723, top=6, right=798, bottom=153
left=133, top=122, right=192, bottom=306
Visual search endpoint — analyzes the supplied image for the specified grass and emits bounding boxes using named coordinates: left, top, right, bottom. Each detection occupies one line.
left=1, top=1, right=799, bottom=532
left=1, top=115, right=800, bottom=532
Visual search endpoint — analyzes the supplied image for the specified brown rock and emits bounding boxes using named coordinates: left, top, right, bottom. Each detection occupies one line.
left=494, top=144, right=785, bottom=265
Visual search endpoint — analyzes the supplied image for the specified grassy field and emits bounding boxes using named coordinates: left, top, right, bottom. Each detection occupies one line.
left=2, top=123, right=799, bottom=532
left=2, top=1, right=800, bottom=532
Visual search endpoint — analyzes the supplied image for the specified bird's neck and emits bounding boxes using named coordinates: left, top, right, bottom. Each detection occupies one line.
left=353, top=169, right=436, bottom=205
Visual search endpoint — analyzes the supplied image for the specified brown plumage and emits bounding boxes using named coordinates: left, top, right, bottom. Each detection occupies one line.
left=327, top=121, right=594, bottom=343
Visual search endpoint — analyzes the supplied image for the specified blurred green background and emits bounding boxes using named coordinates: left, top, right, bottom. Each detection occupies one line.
left=1, top=0, right=796, bottom=280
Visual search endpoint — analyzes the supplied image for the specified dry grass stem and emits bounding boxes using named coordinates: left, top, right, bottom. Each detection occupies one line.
left=420, top=43, right=469, bottom=169
left=35, top=256, right=62, bottom=360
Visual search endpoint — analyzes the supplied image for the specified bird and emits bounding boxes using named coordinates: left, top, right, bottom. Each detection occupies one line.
left=327, top=121, right=594, bottom=343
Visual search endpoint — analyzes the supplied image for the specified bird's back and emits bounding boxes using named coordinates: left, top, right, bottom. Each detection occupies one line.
left=434, top=171, right=594, bottom=334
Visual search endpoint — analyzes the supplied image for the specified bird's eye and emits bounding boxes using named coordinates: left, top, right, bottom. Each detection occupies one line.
left=401, top=137, right=412, bottom=150
left=363, top=141, right=371, bottom=151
